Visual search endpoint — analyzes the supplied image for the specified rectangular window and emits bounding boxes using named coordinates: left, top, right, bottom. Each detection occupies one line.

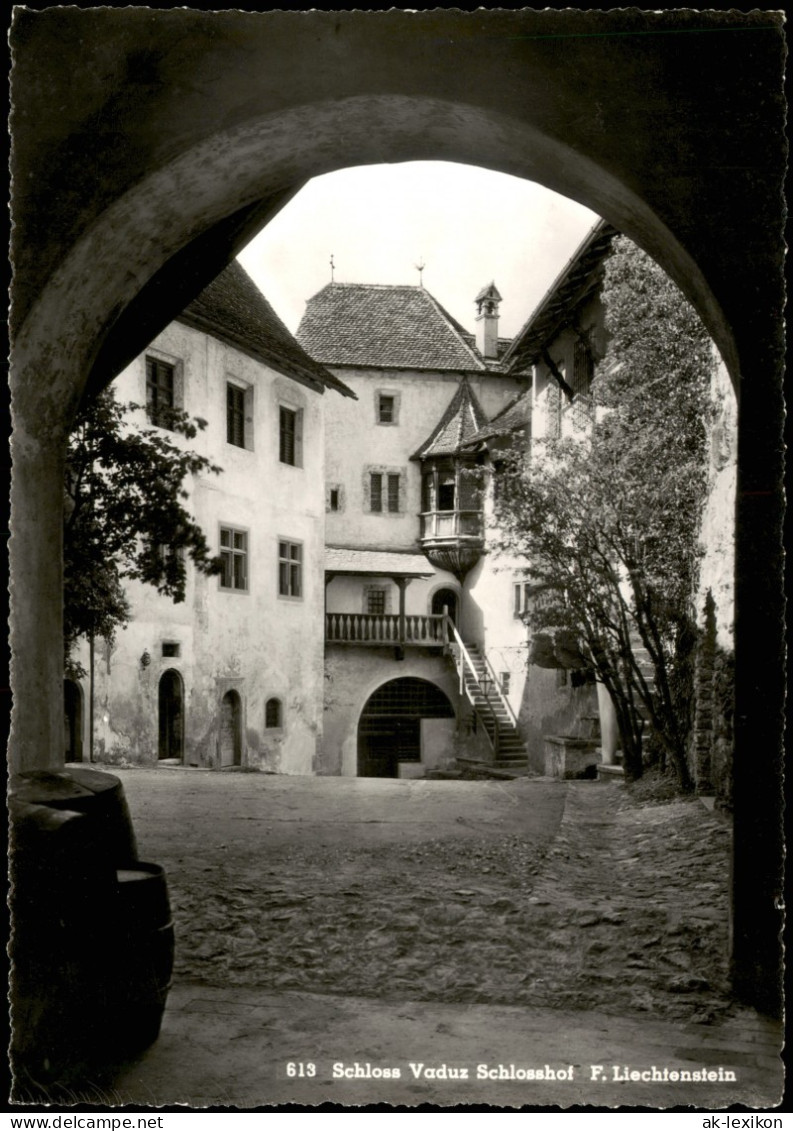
left=378, top=394, right=395, bottom=424
left=220, top=526, right=248, bottom=592
left=387, top=473, right=400, bottom=513
left=329, top=487, right=340, bottom=512
left=162, top=642, right=181, bottom=658
left=279, top=406, right=303, bottom=466
left=146, top=356, right=175, bottom=429
left=227, top=383, right=245, bottom=447
left=366, top=589, right=386, bottom=615
left=500, top=672, right=511, bottom=696
left=278, top=540, right=302, bottom=598
left=370, top=472, right=383, bottom=513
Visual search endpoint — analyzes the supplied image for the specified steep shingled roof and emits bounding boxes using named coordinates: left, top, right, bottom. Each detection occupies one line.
left=411, top=378, right=490, bottom=459
left=463, top=388, right=532, bottom=447
left=296, top=283, right=486, bottom=371
left=178, top=261, right=355, bottom=398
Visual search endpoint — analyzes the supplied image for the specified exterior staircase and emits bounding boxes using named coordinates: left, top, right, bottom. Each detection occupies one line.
left=441, top=615, right=529, bottom=774
left=463, top=645, right=528, bottom=770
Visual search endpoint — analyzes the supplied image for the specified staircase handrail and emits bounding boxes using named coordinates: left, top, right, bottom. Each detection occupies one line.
left=478, top=649, right=520, bottom=731
left=441, top=615, right=500, bottom=756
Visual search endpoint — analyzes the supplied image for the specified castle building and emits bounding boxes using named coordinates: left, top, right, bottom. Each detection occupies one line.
left=66, top=262, right=354, bottom=773
left=296, top=280, right=528, bottom=776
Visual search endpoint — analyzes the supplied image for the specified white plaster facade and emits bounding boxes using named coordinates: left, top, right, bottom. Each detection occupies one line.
left=70, top=318, right=329, bottom=774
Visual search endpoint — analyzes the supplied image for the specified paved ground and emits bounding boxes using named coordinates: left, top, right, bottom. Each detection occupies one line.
left=16, top=768, right=784, bottom=1109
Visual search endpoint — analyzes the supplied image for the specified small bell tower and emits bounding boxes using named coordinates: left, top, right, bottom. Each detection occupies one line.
left=474, top=281, right=502, bottom=360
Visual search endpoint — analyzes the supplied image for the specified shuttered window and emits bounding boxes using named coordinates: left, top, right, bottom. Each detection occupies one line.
left=227, top=384, right=245, bottom=447
left=146, top=357, right=175, bottom=429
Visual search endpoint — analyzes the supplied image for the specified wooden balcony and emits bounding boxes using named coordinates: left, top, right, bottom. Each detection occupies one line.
left=325, top=612, right=447, bottom=647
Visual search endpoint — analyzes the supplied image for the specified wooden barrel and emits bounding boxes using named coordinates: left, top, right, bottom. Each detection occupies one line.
left=10, top=768, right=138, bottom=863
left=111, top=863, right=175, bottom=1058
left=9, top=799, right=118, bottom=1097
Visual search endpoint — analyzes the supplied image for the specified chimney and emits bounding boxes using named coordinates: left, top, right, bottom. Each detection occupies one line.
left=474, top=281, right=502, bottom=360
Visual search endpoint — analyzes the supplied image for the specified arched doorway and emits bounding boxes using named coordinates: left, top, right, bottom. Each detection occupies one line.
left=358, top=677, right=455, bottom=778
left=219, top=690, right=242, bottom=768
left=158, top=670, right=184, bottom=762
left=63, top=679, right=83, bottom=762
left=431, top=588, right=459, bottom=626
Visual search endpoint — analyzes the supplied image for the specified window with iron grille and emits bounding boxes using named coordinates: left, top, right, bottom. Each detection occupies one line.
left=146, top=356, right=176, bottom=429
left=278, top=540, right=302, bottom=598
left=220, top=526, right=248, bottom=592
left=366, top=588, right=387, bottom=615
left=279, top=406, right=303, bottom=466
left=227, top=383, right=245, bottom=447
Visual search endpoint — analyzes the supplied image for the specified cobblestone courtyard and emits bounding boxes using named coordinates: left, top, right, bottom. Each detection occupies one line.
left=118, top=769, right=732, bottom=1024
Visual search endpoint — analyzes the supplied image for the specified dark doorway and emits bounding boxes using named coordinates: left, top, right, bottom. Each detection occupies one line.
left=357, top=677, right=454, bottom=777
left=220, top=689, right=242, bottom=768
left=64, top=679, right=83, bottom=762
left=431, top=588, right=459, bottom=625
left=158, top=669, right=184, bottom=761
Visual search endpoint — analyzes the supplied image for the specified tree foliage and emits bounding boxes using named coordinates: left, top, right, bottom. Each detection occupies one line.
left=64, top=390, right=223, bottom=676
left=493, top=237, right=714, bottom=786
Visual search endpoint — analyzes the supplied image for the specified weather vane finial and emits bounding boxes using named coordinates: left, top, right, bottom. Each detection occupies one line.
left=330, top=253, right=335, bottom=283
left=415, top=258, right=425, bottom=287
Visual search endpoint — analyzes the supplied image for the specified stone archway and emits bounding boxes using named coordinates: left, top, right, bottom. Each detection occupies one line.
left=358, top=677, right=455, bottom=778
left=8, top=9, right=784, bottom=1012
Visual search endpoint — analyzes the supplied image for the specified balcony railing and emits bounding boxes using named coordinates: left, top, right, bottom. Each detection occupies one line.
left=325, top=612, right=447, bottom=647
left=419, top=509, right=483, bottom=541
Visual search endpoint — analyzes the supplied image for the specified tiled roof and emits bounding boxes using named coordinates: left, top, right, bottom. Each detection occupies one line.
left=326, top=546, right=434, bottom=577
left=463, top=388, right=532, bottom=446
left=179, top=261, right=355, bottom=398
left=296, top=283, right=487, bottom=371
left=502, top=219, right=619, bottom=374
left=411, top=378, right=490, bottom=459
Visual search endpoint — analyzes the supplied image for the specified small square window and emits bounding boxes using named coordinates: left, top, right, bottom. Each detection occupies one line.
left=162, top=642, right=181, bottom=658
left=278, top=540, right=302, bottom=598
left=220, top=525, right=248, bottom=591
left=378, top=394, right=395, bottom=424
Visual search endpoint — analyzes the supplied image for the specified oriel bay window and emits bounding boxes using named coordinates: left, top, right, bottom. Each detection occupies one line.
left=419, top=459, right=484, bottom=577
left=420, top=462, right=483, bottom=539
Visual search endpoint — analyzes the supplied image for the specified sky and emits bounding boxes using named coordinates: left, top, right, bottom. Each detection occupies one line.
left=237, top=161, right=600, bottom=341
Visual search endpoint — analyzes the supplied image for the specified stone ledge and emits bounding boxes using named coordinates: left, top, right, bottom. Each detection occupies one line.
left=597, top=762, right=625, bottom=782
